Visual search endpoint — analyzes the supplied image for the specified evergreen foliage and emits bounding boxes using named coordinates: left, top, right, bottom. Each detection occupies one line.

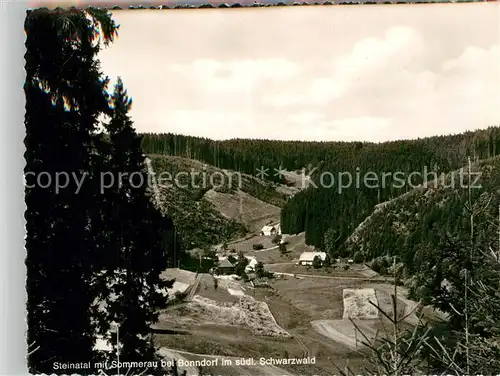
left=24, top=9, right=176, bottom=374
left=95, top=78, right=175, bottom=366
left=24, top=8, right=118, bottom=372
left=141, top=128, right=500, bottom=251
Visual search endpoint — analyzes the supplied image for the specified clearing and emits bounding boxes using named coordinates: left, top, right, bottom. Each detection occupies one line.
left=342, top=288, right=379, bottom=319
left=159, top=294, right=290, bottom=338
left=204, top=189, right=281, bottom=232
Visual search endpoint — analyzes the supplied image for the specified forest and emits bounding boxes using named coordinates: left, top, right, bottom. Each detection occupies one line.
left=141, top=128, right=500, bottom=249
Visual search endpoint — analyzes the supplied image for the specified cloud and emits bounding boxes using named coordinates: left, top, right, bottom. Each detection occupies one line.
left=289, top=117, right=393, bottom=142
left=171, top=58, right=300, bottom=93
left=287, top=112, right=325, bottom=125
left=98, top=8, right=500, bottom=143
left=442, top=45, right=499, bottom=72
left=262, top=26, right=425, bottom=108
left=157, top=109, right=255, bottom=139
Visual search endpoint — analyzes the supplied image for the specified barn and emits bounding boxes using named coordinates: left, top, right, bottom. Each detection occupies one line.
left=216, top=258, right=235, bottom=275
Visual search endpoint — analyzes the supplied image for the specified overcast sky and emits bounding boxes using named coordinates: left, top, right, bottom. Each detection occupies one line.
left=99, top=4, right=500, bottom=142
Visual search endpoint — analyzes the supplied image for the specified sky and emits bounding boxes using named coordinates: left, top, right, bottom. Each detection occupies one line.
left=98, top=3, right=500, bottom=142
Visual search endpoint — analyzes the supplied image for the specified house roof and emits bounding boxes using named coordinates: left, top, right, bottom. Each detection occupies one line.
left=299, top=251, right=327, bottom=262
left=261, top=225, right=275, bottom=232
left=218, top=259, right=234, bottom=268
left=246, top=257, right=258, bottom=266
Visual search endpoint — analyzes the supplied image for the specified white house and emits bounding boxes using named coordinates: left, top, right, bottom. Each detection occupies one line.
left=298, top=251, right=327, bottom=266
left=260, top=225, right=276, bottom=236
left=275, top=223, right=282, bottom=235
left=245, top=256, right=258, bottom=273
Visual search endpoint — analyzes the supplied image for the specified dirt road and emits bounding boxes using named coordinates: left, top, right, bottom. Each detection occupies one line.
left=311, top=319, right=379, bottom=351
left=271, top=271, right=390, bottom=283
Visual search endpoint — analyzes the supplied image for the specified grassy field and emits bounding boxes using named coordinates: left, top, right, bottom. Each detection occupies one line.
left=154, top=268, right=372, bottom=374
left=253, top=279, right=368, bottom=372
left=196, top=273, right=242, bottom=303
left=244, top=232, right=314, bottom=264
left=269, top=277, right=366, bottom=321
left=153, top=261, right=424, bottom=375
left=227, top=234, right=276, bottom=252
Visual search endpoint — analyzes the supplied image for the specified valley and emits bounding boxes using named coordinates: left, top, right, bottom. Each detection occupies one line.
left=147, top=152, right=444, bottom=375
left=142, top=129, right=500, bottom=375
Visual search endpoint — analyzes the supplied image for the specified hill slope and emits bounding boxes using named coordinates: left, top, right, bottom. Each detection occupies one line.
left=148, top=155, right=289, bottom=248
left=345, top=155, right=500, bottom=297
left=281, top=126, right=500, bottom=249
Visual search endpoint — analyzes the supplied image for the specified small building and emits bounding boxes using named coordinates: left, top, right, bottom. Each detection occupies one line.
left=260, top=225, right=276, bottom=236
left=298, top=251, right=327, bottom=266
left=245, top=256, right=258, bottom=273
left=275, top=223, right=282, bottom=235
left=217, top=258, right=235, bottom=275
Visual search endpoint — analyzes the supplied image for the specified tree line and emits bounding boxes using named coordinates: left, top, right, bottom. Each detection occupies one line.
left=140, top=128, right=500, bottom=252
left=281, top=127, right=500, bottom=250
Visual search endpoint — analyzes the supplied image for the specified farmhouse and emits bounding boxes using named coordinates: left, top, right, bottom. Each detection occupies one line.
left=245, top=256, right=258, bottom=273
left=275, top=223, right=282, bottom=235
left=217, top=258, right=235, bottom=275
left=298, top=251, right=327, bottom=266
left=260, top=225, right=276, bottom=236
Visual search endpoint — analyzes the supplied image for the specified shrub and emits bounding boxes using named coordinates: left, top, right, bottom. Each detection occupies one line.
left=255, top=261, right=265, bottom=278
left=371, top=257, right=384, bottom=273
left=353, top=251, right=364, bottom=263
left=279, top=243, right=287, bottom=254
left=172, top=290, right=188, bottom=304
left=312, top=256, right=322, bottom=269
left=252, top=243, right=264, bottom=250
left=323, top=254, right=331, bottom=267
left=271, top=234, right=282, bottom=244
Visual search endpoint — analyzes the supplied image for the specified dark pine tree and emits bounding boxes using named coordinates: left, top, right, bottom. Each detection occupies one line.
left=24, top=7, right=117, bottom=374
left=99, top=78, right=174, bottom=367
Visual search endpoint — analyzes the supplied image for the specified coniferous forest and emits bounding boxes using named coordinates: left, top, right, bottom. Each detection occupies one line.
left=141, top=128, right=500, bottom=249
left=24, top=5, right=500, bottom=376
